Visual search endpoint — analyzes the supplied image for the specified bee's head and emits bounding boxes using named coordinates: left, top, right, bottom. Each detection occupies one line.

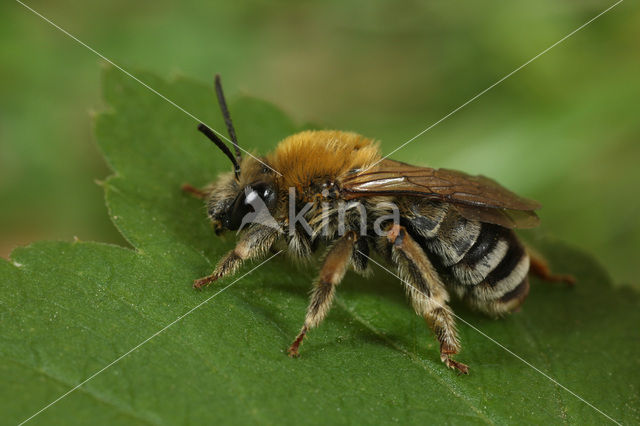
left=197, top=75, right=279, bottom=233
left=206, top=159, right=278, bottom=233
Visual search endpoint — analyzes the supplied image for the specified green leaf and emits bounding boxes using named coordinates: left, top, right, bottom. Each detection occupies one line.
left=2, top=66, right=638, bottom=425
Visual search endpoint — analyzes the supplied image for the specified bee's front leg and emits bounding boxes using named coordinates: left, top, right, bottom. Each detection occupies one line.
left=181, top=183, right=208, bottom=199
left=287, top=231, right=358, bottom=357
left=386, top=224, right=469, bottom=374
left=194, top=225, right=278, bottom=289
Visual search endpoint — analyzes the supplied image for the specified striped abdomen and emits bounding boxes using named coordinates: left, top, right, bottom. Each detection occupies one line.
left=405, top=200, right=530, bottom=316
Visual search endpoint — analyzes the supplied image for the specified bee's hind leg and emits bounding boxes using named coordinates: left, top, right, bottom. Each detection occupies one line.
left=386, top=224, right=469, bottom=374
left=527, top=248, right=575, bottom=286
left=287, top=231, right=358, bottom=357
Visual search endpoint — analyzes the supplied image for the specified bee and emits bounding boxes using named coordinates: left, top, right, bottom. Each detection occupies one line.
left=183, top=76, right=574, bottom=374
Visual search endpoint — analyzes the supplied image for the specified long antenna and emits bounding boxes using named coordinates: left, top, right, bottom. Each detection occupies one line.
left=197, top=123, right=240, bottom=179
left=214, top=74, right=241, bottom=165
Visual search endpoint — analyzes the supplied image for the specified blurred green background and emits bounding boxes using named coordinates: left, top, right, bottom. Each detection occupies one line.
left=1, top=0, right=638, bottom=286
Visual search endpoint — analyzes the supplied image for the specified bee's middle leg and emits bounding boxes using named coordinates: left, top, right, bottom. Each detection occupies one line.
left=287, top=231, right=358, bottom=357
left=387, top=224, right=469, bottom=374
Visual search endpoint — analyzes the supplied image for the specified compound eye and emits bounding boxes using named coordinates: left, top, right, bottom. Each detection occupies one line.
left=222, top=182, right=276, bottom=231
left=252, top=183, right=277, bottom=210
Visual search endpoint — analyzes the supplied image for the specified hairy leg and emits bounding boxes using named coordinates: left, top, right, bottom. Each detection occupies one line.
left=527, top=248, right=575, bottom=286
left=288, top=231, right=358, bottom=357
left=194, top=225, right=278, bottom=289
left=387, top=224, right=468, bottom=374
left=181, top=183, right=208, bottom=199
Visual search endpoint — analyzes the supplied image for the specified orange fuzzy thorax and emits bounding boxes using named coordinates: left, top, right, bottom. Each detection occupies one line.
left=267, top=130, right=380, bottom=193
